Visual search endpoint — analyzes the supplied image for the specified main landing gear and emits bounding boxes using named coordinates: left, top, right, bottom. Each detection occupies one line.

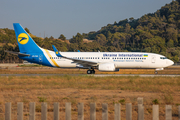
left=154, top=71, right=158, bottom=74
left=87, top=69, right=95, bottom=74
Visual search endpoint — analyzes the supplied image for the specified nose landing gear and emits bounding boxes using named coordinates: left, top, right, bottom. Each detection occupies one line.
left=87, top=69, right=95, bottom=74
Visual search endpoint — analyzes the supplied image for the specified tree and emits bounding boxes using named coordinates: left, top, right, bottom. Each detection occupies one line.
left=58, top=34, right=66, bottom=40
left=95, top=34, right=107, bottom=45
left=177, top=0, right=180, bottom=3
left=70, top=33, right=83, bottom=44
left=167, top=39, right=174, bottom=48
left=49, top=36, right=54, bottom=40
left=25, top=28, right=30, bottom=33
left=125, top=23, right=131, bottom=33
left=129, top=17, right=134, bottom=22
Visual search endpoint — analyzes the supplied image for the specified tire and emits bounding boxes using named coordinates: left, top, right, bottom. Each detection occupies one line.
left=87, top=70, right=92, bottom=74
left=92, top=70, right=95, bottom=74
left=154, top=71, right=158, bottom=74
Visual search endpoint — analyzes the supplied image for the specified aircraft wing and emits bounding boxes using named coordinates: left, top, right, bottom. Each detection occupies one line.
left=52, top=45, right=98, bottom=67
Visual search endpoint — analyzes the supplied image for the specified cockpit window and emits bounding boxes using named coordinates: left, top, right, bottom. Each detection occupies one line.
left=160, top=57, right=167, bottom=59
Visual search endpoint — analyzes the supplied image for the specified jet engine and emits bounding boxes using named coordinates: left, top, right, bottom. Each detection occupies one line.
left=98, top=63, right=119, bottom=72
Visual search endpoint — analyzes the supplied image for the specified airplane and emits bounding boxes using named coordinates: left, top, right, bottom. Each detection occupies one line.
left=6, top=23, right=174, bottom=74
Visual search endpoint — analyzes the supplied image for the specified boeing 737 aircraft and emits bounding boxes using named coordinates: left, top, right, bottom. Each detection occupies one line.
left=6, top=23, right=174, bottom=74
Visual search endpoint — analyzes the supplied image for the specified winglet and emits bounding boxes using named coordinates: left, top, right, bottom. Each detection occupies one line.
left=52, top=45, right=62, bottom=57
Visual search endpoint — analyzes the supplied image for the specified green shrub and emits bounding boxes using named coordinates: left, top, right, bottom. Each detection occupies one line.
left=118, top=99, right=125, bottom=105
left=152, top=99, right=159, bottom=104
left=37, top=97, right=47, bottom=102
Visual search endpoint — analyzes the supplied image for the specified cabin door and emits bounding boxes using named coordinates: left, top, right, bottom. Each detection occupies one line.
left=151, top=55, right=156, bottom=63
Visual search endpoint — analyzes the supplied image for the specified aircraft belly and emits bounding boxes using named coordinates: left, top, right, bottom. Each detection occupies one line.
left=57, top=60, right=76, bottom=67
left=115, top=62, right=140, bottom=68
left=115, top=60, right=149, bottom=69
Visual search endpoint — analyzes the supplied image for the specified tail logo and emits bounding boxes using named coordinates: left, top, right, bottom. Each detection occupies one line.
left=18, top=33, right=29, bottom=45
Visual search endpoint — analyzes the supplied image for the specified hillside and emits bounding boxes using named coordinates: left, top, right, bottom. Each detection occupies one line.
left=0, top=29, right=70, bottom=63
left=1, top=0, right=180, bottom=63
left=82, top=0, right=180, bottom=62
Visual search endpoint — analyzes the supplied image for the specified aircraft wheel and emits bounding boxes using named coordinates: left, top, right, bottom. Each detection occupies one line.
left=87, top=70, right=92, bottom=74
left=154, top=71, right=158, bottom=74
left=92, top=70, right=95, bottom=74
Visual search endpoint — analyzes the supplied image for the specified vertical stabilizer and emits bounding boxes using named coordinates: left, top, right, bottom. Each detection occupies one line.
left=13, top=23, right=42, bottom=53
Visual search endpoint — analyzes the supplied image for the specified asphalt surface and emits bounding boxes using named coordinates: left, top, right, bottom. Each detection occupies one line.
left=0, top=74, right=180, bottom=77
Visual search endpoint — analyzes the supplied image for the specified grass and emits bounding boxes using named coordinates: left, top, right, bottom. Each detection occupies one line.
left=0, top=66, right=180, bottom=119
left=1, top=66, right=180, bottom=74
left=0, top=76, right=178, bottom=119
left=18, top=64, right=43, bottom=67
left=37, top=97, right=47, bottom=102
left=0, top=76, right=179, bottom=98
left=0, top=76, right=179, bottom=93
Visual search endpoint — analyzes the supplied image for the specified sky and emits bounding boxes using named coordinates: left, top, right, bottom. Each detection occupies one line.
left=1, top=0, right=173, bottom=39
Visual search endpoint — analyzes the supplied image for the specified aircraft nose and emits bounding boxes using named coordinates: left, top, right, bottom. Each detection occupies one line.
left=166, top=59, right=174, bottom=66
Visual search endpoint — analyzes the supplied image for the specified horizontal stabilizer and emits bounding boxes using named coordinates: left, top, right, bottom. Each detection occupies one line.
left=5, top=50, right=30, bottom=56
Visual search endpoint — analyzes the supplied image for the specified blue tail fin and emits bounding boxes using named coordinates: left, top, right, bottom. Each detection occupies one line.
left=13, top=23, right=42, bottom=54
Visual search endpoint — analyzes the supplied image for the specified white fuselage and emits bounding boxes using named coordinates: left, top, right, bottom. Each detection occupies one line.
left=42, top=50, right=174, bottom=69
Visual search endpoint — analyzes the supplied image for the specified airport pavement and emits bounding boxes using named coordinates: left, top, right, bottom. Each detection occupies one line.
left=0, top=74, right=180, bottom=77
left=93, top=74, right=180, bottom=77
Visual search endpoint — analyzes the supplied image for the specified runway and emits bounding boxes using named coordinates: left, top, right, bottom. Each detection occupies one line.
left=0, top=74, right=180, bottom=77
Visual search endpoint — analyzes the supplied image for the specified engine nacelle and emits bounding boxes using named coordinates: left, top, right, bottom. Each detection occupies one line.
left=98, top=63, right=119, bottom=72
